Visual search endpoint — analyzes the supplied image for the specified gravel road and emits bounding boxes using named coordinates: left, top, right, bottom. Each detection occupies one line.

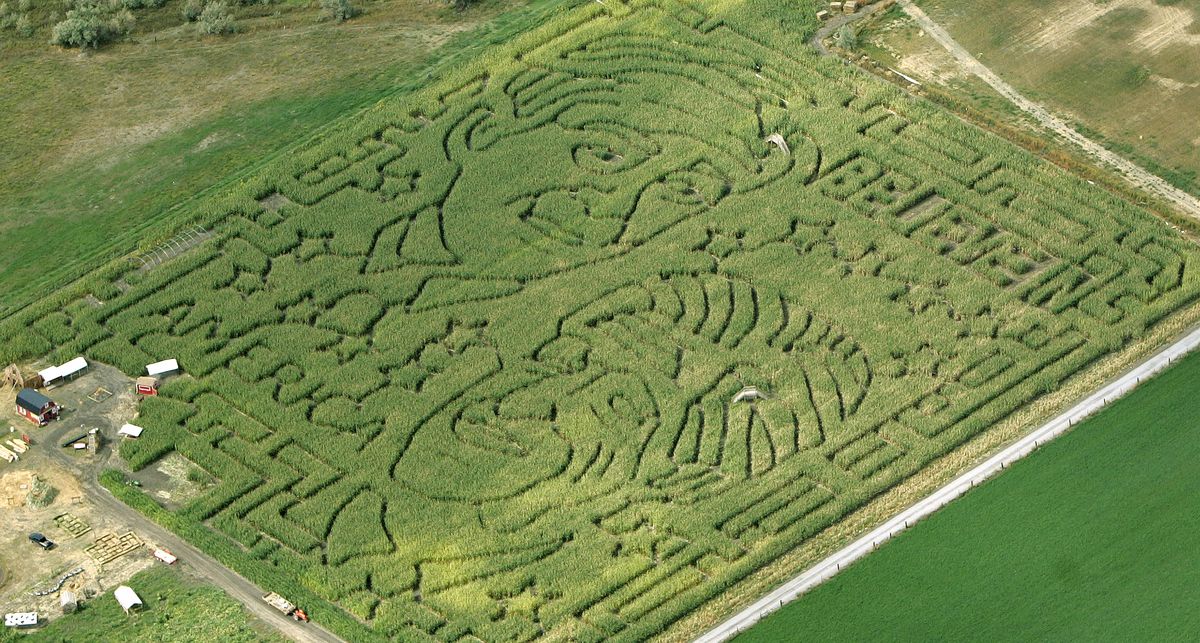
left=43, top=446, right=344, bottom=643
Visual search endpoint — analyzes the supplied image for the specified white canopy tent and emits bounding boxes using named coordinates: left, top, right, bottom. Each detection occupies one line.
left=114, top=586, right=142, bottom=614
left=117, top=424, right=144, bottom=438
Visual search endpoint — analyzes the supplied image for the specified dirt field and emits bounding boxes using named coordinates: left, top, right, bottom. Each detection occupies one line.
left=0, top=451, right=157, bottom=620
left=0, top=364, right=177, bottom=626
left=908, top=0, right=1200, bottom=196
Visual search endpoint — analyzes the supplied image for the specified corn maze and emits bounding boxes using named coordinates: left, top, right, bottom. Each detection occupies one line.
left=4, top=0, right=1200, bottom=640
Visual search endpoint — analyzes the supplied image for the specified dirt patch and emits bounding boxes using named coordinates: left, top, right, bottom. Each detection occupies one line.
left=258, top=192, right=293, bottom=213
left=1018, top=1, right=1118, bottom=52
left=136, top=452, right=213, bottom=511
left=1014, top=0, right=1200, bottom=54
left=896, top=47, right=968, bottom=84
left=1151, top=73, right=1200, bottom=92
left=195, top=132, right=223, bottom=152
left=0, top=453, right=155, bottom=620
left=1133, top=1, right=1200, bottom=53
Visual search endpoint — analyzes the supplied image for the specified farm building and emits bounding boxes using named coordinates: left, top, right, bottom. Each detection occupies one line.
left=15, top=388, right=60, bottom=426
left=114, top=586, right=142, bottom=614
left=37, top=356, right=88, bottom=388
left=135, top=376, right=159, bottom=396
left=145, top=359, right=179, bottom=378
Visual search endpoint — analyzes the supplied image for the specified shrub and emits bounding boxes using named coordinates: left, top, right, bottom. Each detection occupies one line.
left=181, top=0, right=202, bottom=22
left=835, top=24, right=858, bottom=50
left=196, top=0, right=234, bottom=34
left=319, top=0, right=356, bottom=22
left=50, top=0, right=133, bottom=48
left=16, top=13, right=32, bottom=36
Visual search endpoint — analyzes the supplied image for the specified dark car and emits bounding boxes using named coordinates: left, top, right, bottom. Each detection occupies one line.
left=29, top=532, right=55, bottom=550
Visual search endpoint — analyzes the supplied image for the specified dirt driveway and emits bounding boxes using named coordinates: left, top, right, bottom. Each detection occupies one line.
left=1, top=364, right=344, bottom=641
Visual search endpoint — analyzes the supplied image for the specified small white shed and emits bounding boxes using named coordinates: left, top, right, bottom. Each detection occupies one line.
left=60, top=591, right=78, bottom=614
left=114, top=586, right=142, bottom=614
left=145, top=359, right=179, bottom=377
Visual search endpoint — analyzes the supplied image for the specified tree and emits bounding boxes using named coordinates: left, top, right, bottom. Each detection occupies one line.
left=50, top=0, right=134, bottom=48
left=835, top=24, right=858, bottom=50
left=181, top=0, right=202, bottom=21
left=196, top=0, right=235, bottom=35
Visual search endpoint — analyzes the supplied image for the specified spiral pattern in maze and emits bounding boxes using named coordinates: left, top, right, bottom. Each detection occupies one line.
left=19, top=1, right=1200, bottom=640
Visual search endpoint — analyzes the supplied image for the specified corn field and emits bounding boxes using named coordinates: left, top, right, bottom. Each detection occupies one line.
left=6, top=0, right=1200, bottom=640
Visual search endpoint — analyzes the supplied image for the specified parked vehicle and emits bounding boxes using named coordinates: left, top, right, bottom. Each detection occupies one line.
left=29, top=533, right=55, bottom=550
left=262, top=592, right=309, bottom=622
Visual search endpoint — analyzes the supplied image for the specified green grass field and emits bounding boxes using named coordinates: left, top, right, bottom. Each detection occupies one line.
left=3, top=0, right=1200, bottom=640
left=2, top=566, right=283, bottom=643
left=0, top=0, right=546, bottom=314
left=737, top=346, right=1200, bottom=642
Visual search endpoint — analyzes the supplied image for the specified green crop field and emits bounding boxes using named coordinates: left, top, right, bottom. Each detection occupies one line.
left=736, top=349, right=1200, bottom=642
left=4, top=0, right=1200, bottom=640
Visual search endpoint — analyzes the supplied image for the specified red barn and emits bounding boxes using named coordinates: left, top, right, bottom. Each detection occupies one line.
left=15, top=388, right=60, bottom=426
left=135, top=376, right=159, bottom=396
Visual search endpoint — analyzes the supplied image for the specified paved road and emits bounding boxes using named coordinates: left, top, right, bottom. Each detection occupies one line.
left=43, top=446, right=344, bottom=643
left=697, top=323, right=1200, bottom=642
left=895, top=0, right=1200, bottom=221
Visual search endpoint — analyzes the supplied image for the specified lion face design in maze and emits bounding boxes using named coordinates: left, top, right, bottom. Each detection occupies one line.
left=33, top=1, right=1200, bottom=640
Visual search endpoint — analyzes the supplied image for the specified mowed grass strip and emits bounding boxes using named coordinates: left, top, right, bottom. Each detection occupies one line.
left=738, top=348, right=1200, bottom=642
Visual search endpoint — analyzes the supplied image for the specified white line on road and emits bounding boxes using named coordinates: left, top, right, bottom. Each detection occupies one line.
left=696, top=324, right=1200, bottom=642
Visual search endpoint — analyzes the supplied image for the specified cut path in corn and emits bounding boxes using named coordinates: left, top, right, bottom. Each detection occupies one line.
left=696, top=321, right=1200, bottom=642
left=895, top=0, right=1200, bottom=221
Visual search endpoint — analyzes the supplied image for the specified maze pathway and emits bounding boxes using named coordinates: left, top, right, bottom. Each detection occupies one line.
left=9, top=1, right=1200, bottom=640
